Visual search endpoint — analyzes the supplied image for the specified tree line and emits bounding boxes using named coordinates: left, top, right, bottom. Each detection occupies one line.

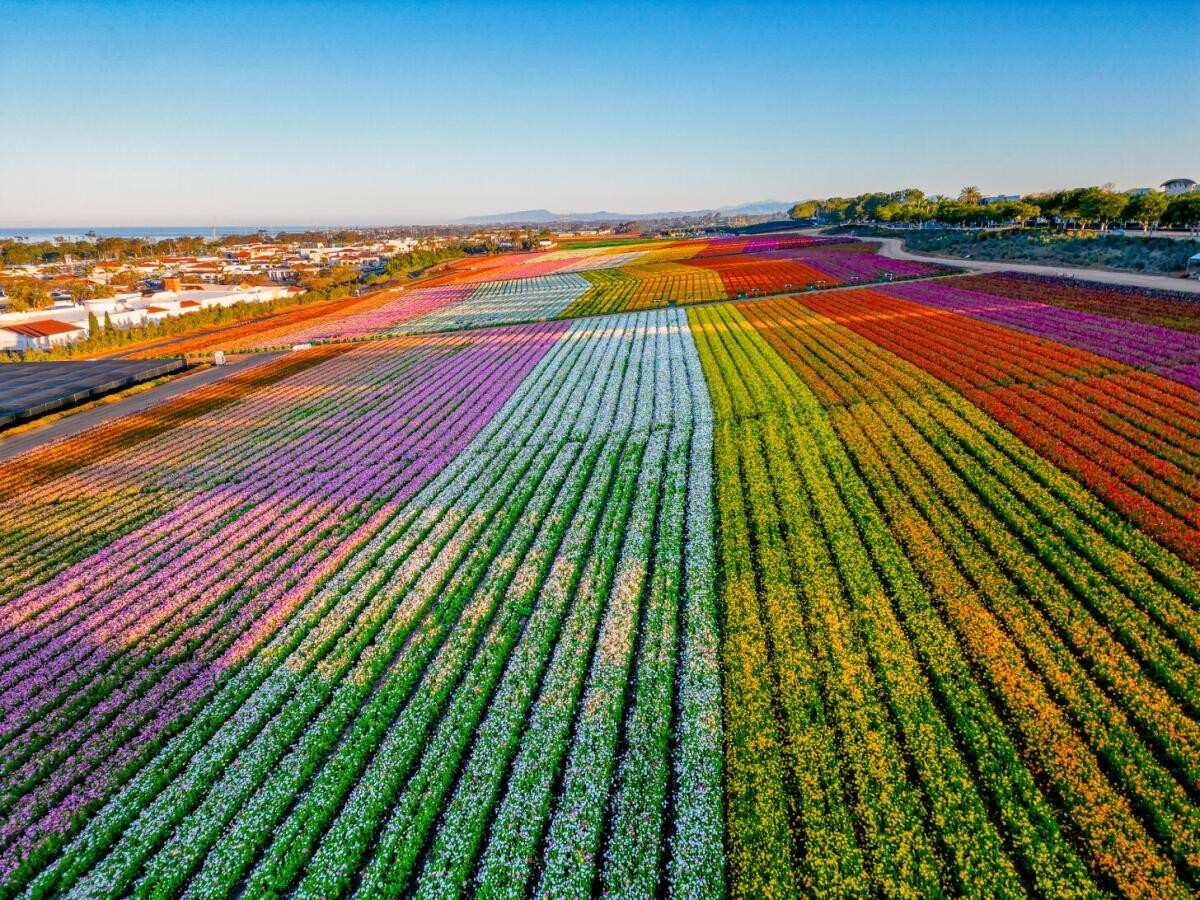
left=0, top=225, right=545, bottom=270
left=0, top=235, right=220, bottom=268
left=790, top=186, right=1200, bottom=231
left=377, top=243, right=471, bottom=281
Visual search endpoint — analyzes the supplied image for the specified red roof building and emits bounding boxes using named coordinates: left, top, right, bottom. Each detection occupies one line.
left=0, top=318, right=85, bottom=350
left=1, top=319, right=83, bottom=337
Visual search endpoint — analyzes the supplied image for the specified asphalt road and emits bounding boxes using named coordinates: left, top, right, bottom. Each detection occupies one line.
left=0, top=351, right=283, bottom=463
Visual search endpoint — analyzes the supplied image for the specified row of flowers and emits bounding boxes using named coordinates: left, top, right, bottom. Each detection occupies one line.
left=0, top=310, right=726, bottom=899
left=886, top=279, right=1200, bottom=391
left=959, top=272, right=1200, bottom=336
left=746, top=295, right=1200, bottom=894
left=212, top=236, right=933, bottom=353
left=694, top=302, right=1059, bottom=896
left=4, top=260, right=1198, bottom=897
left=805, top=288, right=1200, bottom=564
left=0, top=323, right=566, bottom=894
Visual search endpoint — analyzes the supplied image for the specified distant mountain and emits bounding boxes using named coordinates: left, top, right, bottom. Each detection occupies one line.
left=716, top=200, right=792, bottom=216
left=458, top=209, right=562, bottom=225
left=455, top=200, right=793, bottom=226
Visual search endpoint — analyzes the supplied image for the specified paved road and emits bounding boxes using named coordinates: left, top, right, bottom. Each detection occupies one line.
left=0, top=351, right=283, bottom=463
left=870, top=236, right=1200, bottom=294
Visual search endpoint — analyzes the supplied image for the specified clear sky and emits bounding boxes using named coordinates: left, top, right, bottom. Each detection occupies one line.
left=2, top=0, right=1196, bottom=225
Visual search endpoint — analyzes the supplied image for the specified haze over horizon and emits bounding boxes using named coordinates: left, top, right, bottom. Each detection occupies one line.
left=3, top=0, right=1197, bottom=227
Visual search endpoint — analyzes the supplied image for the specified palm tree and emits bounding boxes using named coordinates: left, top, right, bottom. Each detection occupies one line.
left=958, top=186, right=984, bottom=205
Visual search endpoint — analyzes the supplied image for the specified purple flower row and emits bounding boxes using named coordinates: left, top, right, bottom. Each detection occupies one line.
left=758, top=248, right=945, bottom=282
left=288, top=285, right=478, bottom=343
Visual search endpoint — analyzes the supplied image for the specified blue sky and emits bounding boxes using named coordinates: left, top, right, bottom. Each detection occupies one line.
left=2, top=0, right=1196, bottom=225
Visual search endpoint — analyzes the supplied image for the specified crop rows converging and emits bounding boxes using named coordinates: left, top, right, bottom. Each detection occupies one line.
left=2, top=262, right=1199, bottom=897
left=693, top=295, right=1200, bottom=897
left=956, top=272, right=1200, bottom=335
left=0, top=310, right=724, bottom=899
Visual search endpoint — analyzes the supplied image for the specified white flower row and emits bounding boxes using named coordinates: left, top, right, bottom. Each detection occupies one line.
left=289, top=318, right=633, bottom=899
left=395, top=274, right=590, bottom=332
left=398, top=315, right=645, bottom=897
left=190, top=319, right=616, bottom=899
left=531, top=315, right=679, bottom=898
left=24, top=309, right=728, bottom=899
left=556, top=250, right=649, bottom=272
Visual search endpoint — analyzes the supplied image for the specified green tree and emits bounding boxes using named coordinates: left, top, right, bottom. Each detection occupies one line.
left=1077, top=187, right=1128, bottom=230
left=111, top=269, right=141, bottom=290
left=87, top=310, right=101, bottom=337
left=900, top=201, right=935, bottom=224
left=875, top=202, right=900, bottom=222
left=788, top=201, right=818, bottom=219
left=958, top=186, right=984, bottom=204
left=828, top=197, right=855, bottom=223
left=935, top=201, right=982, bottom=226
left=1127, top=192, right=1169, bottom=232
left=1037, top=189, right=1083, bottom=227
left=987, top=200, right=1038, bottom=225
left=860, top=192, right=890, bottom=220
left=1163, top=194, right=1200, bottom=231
left=2, top=281, right=53, bottom=312
left=68, top=281, right=94, bottom=304
left=67, top=280, right=111, bottom=304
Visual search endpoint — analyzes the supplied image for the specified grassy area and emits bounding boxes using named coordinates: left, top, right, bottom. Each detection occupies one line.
left=556, top=236, right=656, bottom=250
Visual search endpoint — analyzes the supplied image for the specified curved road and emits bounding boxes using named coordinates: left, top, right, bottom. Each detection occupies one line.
left=869, top=236, right=1200, bottom=294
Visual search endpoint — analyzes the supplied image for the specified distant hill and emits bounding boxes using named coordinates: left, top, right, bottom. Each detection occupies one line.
left=456, top=200, right=793, bottom=225
left=458, top=209, right=562, bottom=225
left=716, top=200, right=792, bottom=216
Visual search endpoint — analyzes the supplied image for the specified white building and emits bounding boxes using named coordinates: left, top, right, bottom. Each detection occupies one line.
left=0, top=283, right=296, bottom=351
left=0, top=319, right=86, bottom=351
left=1162, top=178, right=1197, bottom=196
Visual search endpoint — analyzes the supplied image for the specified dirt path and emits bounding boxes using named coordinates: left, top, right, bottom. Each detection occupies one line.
left=870, top=236, right=1200, bottom=294
left=0, top=351, right=283, bottom=463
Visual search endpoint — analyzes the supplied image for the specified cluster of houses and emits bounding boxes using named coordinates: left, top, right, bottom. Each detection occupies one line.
left=0, top=282, right=305, bottom=352
left=0, top=236, right=424, bottom=352
left=83, top=238, right=414, bottom=286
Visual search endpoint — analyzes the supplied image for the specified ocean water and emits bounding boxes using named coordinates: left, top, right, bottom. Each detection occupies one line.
left=0, top=226, right=335, bottom=242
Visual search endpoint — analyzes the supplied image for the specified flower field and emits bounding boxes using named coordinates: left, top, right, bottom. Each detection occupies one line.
left=695, top=296, right=1200, bottom=897
left=884, top=280, right=1200, bottom=391
left=387, top=273, right=591, bottom=333
left=957, top=272, right=1200, bottom=335
left=2, top=258, right=1199, bottom=896
left=161, top=235, right=946, bottom=353
left=121, top=285, right=472, bottom=358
